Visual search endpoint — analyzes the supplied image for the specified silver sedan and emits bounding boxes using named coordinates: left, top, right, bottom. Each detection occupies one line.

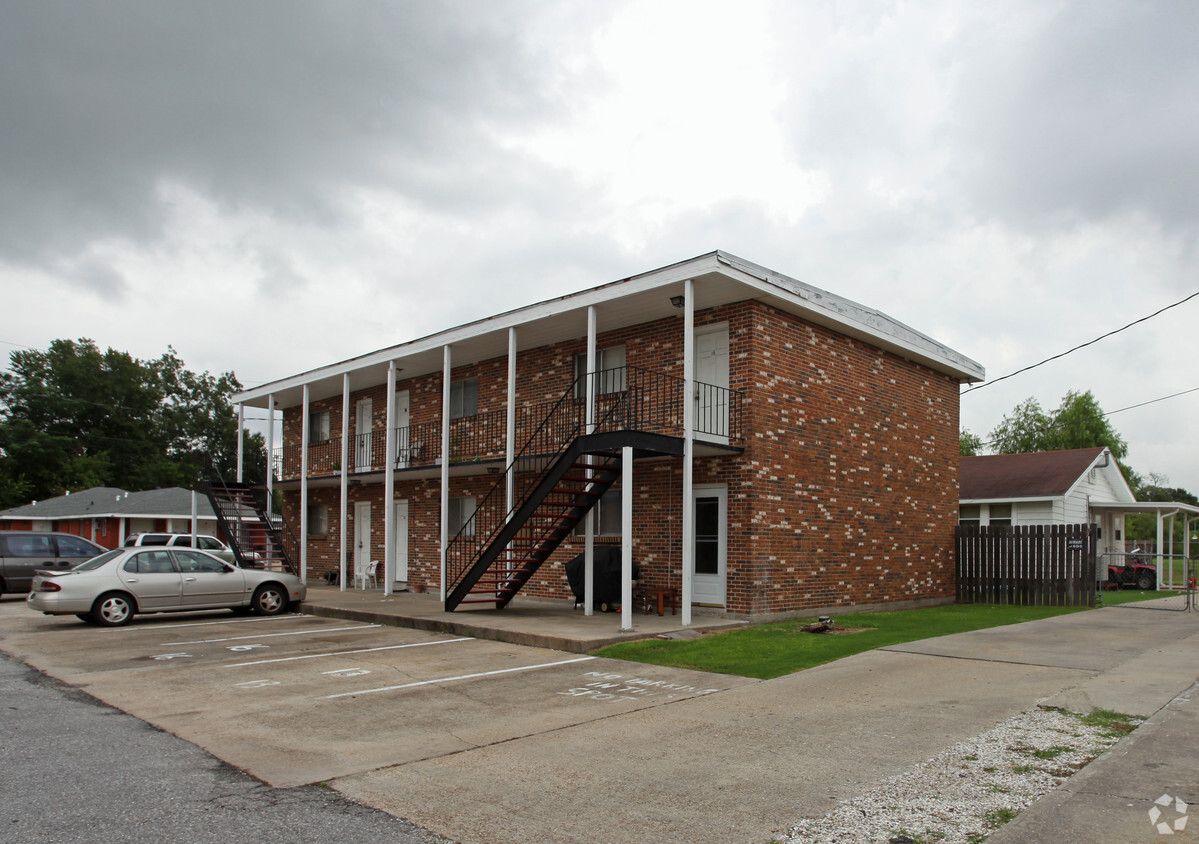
left=26, top=546, right=307, bottom=626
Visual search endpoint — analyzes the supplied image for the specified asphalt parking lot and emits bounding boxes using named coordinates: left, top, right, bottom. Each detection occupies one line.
left=5, top=595, right=1197, bottom=844
left=0, top=599, right=755, bottom=789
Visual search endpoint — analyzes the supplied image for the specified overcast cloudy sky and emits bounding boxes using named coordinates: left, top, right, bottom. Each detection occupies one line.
left=3, top=1, right=1198, bottom=492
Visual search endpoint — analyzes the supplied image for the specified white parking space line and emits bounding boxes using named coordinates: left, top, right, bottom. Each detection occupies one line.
left=225, top=637, right=475, bottom=667
left=164, top=624, right=381, bottom=646
left=322, top=656, right=597, bottom=699
left=102, top=614, right=304, bottom=633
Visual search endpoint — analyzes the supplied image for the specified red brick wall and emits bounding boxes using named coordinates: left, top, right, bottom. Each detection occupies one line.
left=279, top=298, right=960, bottom=615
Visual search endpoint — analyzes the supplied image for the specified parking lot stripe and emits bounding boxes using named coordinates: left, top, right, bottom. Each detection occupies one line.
left=163, top=624, right=381, bottom=646
left=322, top=656, right=597, bottom=699
left=103, top=614, right=304, bottom=632
left=225, top=637, right=475, bottom=667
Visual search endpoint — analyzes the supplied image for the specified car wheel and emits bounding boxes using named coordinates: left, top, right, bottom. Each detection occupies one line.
left=251, top=584, right=288, bottom=616
left=1137, top=573, right=1156, bottom=591
left=90, top=592, right=135, bottom=627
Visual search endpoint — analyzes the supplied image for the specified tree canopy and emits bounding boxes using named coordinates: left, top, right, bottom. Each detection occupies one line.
left=987, top=390, right=1128, bottom=459
left=0, top=339, right=264, bottom=509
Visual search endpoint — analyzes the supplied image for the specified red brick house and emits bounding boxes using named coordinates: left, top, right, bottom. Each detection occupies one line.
left=232, top=251, right=983, bottom=623
left=0, top=486, right=221, bottom=549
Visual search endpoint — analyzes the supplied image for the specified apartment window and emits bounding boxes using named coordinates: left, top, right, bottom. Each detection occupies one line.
left=449, top=378, right=478, bottom=420
left=958, top=505, right=980, bottom=527
left=307, top=503, right=329, bottom=536
left=575, top=345, right=627, bottom=397
left=449, top=496, right=477, bottom=537
left=574, top=489, right=622, bottom=537
left=988, top=503, right=1013, bottom=527
left=308, top=410, right=331, bottom=444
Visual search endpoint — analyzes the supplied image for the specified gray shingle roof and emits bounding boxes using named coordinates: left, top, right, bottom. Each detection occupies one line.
left=0, top=486, right=216, bottom=519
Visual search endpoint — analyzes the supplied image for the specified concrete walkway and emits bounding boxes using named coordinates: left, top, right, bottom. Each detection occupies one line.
left=306, top=587, right=1199, bottom=842
left=301, top=583, right=748, bottom=652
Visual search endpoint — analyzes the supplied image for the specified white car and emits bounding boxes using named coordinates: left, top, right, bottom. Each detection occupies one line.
left=27, top=546, right=306, bottom=626
left=122, top=532, right=261, bottom=566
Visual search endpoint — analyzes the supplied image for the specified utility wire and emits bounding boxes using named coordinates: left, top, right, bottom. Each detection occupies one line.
left=972, top=386, right=1199, bottom=450
left=962, top=290, right=1199, bottom=394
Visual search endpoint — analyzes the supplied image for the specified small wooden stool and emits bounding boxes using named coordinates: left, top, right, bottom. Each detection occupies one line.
left=648, top=587, right=678, bottom=616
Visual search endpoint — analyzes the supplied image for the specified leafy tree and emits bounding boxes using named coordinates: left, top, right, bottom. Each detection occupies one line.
left=0, top=339, right=264, bottom=509
left=959, top=428, right=983, bottom=456
left=987, top=391, right=1127, bottom=459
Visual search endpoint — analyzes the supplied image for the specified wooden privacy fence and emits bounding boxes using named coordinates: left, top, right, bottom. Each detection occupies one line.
left=955, top=523, right=1097, bottom=607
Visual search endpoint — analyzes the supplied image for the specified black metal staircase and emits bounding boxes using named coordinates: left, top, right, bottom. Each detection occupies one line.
left=200, top=479, right=299, bottom=575
left=444, top=367, right=688, bottom=611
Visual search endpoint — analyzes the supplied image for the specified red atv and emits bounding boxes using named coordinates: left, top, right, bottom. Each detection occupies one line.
left=1107, top=550, right=1157, bottom=591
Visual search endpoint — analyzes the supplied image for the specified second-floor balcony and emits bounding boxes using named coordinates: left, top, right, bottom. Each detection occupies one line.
left=271, top=366, right=744, bottom=483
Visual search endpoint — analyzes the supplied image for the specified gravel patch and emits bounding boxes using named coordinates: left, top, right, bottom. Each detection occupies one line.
left=777, top=705, right=1140, bottom=844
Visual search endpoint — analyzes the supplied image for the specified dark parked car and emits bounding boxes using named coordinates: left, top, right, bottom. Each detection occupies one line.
left=0, top=530, right=106, bottom=598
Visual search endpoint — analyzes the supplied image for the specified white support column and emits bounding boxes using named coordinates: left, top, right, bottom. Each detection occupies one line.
left=621, top=445, right=634, bottom=632
left=506, top=328, right=517, bottom=514
left=300, top=385, right=309, bottom=582
left=236, top=403, right=244, bottom=482
left=440, top=345, right=452, bottom=601
left=584, top=305, right=597, bottom=617
left=266, top=394, right=275, bottom=517
left=681, top=278, right=695, bottom=625
left=339, top=373, right=350, bottom=591
left=384, top=361, right=397, bottom=596
left=190, top=490, right=198, bottom=545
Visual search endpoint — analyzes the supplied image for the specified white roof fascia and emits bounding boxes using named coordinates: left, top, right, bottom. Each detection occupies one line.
left=233, top=250, right=983, bottom=405
left=233, top=253, right=726, bottom=405
left=1060, top=448, right=1137, bottom=504
left=959, top=496, right=1060, bottom=505
left=713, top=253, right=984, bottom=381
left=1090, top=501, right=1199, bottom=516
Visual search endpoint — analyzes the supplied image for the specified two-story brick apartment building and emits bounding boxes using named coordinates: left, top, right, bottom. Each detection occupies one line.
left=232, top=251, right=983, bottom=624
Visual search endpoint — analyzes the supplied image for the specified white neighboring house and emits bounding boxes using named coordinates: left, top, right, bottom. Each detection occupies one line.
left=960, top=447, right=1199, bottom=580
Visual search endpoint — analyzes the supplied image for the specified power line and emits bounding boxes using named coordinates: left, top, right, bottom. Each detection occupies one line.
left=962, top=290, right=1199, bottom=394
left=971, top=385, right=1199, bottom=450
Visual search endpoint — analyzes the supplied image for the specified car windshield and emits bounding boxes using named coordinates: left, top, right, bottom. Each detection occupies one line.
left=74, top=549, right=123, bottom=570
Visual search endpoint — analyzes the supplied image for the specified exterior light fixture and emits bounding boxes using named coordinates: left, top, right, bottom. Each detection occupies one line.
left=670, top=295, right=685, bottom=308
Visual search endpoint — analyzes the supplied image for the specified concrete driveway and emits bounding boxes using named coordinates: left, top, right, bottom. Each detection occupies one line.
left=3, top=596, right=1196, bottom=843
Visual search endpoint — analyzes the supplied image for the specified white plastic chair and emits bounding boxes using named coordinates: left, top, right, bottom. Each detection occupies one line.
left=355, top=559, right=379, bottom=590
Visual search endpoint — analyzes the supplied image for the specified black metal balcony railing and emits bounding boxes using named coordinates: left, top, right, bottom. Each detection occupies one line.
left=270, top=366, right=743, bottom=482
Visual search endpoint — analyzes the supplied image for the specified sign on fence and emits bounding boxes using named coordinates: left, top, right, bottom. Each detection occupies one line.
left=955, top=523, right=1097, bottom=607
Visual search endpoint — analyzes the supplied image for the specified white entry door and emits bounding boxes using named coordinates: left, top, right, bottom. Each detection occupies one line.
left=355, top=398, right=373, bottom=470
left=394, top=389, right=411, bottom=468
left=354, top=501, right=371, bottom=582
left=691, top=485, right=727, bottom=606
left=393, top=498, right=409, bottom=583
left=694, top=324, right=730, bottom=441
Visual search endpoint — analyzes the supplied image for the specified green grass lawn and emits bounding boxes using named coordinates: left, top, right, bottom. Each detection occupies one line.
left=594, top=602, right=1101, bottom=680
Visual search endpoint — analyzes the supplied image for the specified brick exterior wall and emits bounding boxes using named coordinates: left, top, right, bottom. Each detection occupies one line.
left=279, top=298, right=960, bottom=616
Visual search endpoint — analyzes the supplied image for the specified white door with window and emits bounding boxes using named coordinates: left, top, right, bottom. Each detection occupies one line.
left=691, top=485, right=727, bottom=606
left=354, top=501, right=371, bottom=581
left=394, top=389, right=411, bottom=468
left=694, top=324, right=730, bottom=441
left=355, top=398, right=373, bottom=470
left=393, top=498, right=409, bottom=582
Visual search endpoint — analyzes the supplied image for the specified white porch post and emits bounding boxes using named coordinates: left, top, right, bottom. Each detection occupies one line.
left=440, top=345, right=452, bottom=601
left=621, top=445, right=634, bottom=631
left=681, top=278, right=695, bottom=625
left=384, top=361, right=397, bottom=596
left=300, top=385, right=309, bottom=581
left=506, top=328, right=517, bottom=513
left=190, top=490, right=198, bottom=545
left=340, top=373, right=350, bottom=591
left=265, top=394, right=275, bottom=517
left=585, top=306, right=597, bottom=616
left=236, top=403, right=244, bottom=482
